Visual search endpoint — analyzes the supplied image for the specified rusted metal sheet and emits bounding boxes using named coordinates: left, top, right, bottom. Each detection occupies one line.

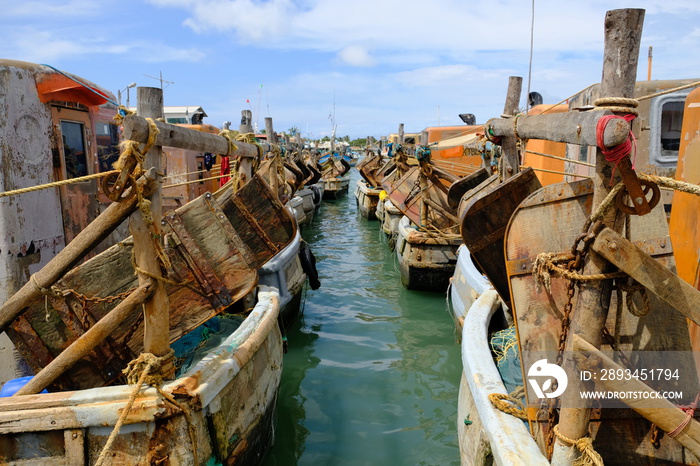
left=385, top=166, right=456, bottom=232
left=505, top=178, right=698, bottom=460
left=459, top=168, right=541, bottom=307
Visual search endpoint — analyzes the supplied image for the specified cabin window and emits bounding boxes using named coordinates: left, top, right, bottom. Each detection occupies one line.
left=61, top=121, right=88, bottom=178
left=578, top=144, right=589, bottom=162
left=95, top=122, right=120, bottom=172
left=167, top=117, right=187, bottom=124
left=660, top=101, right=684, bottom=151
left=648, top=91, right=689, bottom=168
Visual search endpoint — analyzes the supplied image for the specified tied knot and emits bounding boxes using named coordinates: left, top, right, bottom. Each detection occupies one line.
left=553, top=425, right=604, bottom=466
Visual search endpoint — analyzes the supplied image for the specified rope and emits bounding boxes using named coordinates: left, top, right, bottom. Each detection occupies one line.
left=533, top=252, right=627, bottom=293
left=637, top=80, right=700, bottom=101
left=0, top=170, right=119, bottom=199
left=595, top=113, right=637, bottom=183
left=163, top=173, right=232, bottom=189
left=553, top=425, right=604, bottom=466
left=94, top=349, right=198, bottom=466
left=218, top=130, right=240, bottom=156
left=488, top=390, right=528, bottom=420
left=525, top=150, right=596, bottom=168
left=668, top=392, right=700, bottom=438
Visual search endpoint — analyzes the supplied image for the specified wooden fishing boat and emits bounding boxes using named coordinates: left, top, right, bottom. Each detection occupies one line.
left=354, top=150, right=386, bottom=219
left=319, top=151, right=351, bottom=199
left=0, top=65, right=300, bottom=464
left=395, top=216, right=462, bottom=291
left=353, top=179, right=382, bottom=220
left=448, top=9, right=700, bottom=465
left=379, top=146, right=463, bottom=291
left=380, top=196, right=403, bottom=238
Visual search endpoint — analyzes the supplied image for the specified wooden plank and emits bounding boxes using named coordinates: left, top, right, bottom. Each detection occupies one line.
left=501, top=76, right=522, bottom=178
left=591, top=227, right=700, bottom=326
left=573, top=335, right=700, bottom=459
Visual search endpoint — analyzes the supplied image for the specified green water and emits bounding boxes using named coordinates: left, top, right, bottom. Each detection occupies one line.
left=264, top=170, right=462, bottom=466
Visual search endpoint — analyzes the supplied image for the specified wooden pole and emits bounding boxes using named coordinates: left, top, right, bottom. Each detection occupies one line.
left=239, top=109, right=253, bottom=133
left=553, top=8, right=645, bottom=460
left=398, top=124, right=405, bottom=144
left=0, top=173, right=156, bottom=334
left=13, top=281, right=154, bottom=396
left=131, top=87, right=172, bottom=377
left=265, top=117, right=275, bottom=144
left=501, top=76, right=522, bottom=179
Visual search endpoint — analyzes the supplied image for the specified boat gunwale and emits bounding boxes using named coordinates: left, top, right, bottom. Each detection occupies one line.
left=460, top=287, right=548, bottom=465
left=0, top=287, right=281, bottom=433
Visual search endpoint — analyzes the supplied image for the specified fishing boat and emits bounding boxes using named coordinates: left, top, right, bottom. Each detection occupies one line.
left=380, top=146, right=463, bottom=292
left=448, top=9, right=700, bottom=465
left=0, top=61, right=301, bottom=464
left=354, top=149, right=386, bottom=220
left=319, top=150, right=351, bottom=199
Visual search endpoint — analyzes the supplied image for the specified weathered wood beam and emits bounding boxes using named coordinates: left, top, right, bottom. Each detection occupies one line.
left=13, top=281, right=154, bottom=396
left=122, top=114, right=268, bottom=158
left=487, top=110, right=629, bottom=147
left=0, top=172, right=156, bottom=335
left=573, top=335, right=700, bottom=458
left=131, top=87, right=171, bottom=376
left=591, top=227, right=700, bottom=325
left=501, top=76, right=522, bottom=178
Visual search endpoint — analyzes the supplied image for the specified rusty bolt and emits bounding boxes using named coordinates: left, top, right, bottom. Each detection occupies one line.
left=608, top=242, right=618, bottom=252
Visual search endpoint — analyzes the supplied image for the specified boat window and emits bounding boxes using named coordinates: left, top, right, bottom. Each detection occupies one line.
left=578, top=144, right=588, bottom=162
left=167, top=117, right=187, bottom=124
left=95, top=121, right=120, bottom=172
left=660, top=101, right=684, bottom=151
left=648, top=91, right=689, bottom=168
left=61, top=121, right=88, bottom=178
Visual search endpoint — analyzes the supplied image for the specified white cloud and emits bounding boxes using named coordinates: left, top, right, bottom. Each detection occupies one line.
left=337, top=46, right=375, bottom=67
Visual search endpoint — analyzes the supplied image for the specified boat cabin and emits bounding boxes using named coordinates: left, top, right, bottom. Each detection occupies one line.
left=0, top=59, right=123, bottom=385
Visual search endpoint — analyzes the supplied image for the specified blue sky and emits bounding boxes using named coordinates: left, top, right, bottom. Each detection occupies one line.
left=2, top=0, right=700, bottom=140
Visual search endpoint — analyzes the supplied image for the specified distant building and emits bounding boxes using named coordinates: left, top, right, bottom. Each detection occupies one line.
left=164, top=106, right=207, bottom=125
left=125, top=105, right=208, bottom=125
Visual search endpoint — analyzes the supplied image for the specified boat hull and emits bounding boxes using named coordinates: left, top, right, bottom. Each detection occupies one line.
left=0, top=288, right=283, bottom=465
left=258, top=230, right=306, bottom=330
left=381, top=199, right=402, bottom=237
left=353, top=179, right=381, bottom=220
left=322, top=177, right=350, bottom=200
left=395, top=216, right=460, bottom=292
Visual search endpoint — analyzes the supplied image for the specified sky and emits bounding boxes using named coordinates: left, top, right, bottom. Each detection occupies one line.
left=2, top=0, right=700, bottom=140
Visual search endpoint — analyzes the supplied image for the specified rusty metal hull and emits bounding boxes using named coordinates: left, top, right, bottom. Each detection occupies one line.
left=353, top=179, right=381, bottom=220
left=395, top=217, right=461, bottom=292
left=0, top=288, right=283, bottom=465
